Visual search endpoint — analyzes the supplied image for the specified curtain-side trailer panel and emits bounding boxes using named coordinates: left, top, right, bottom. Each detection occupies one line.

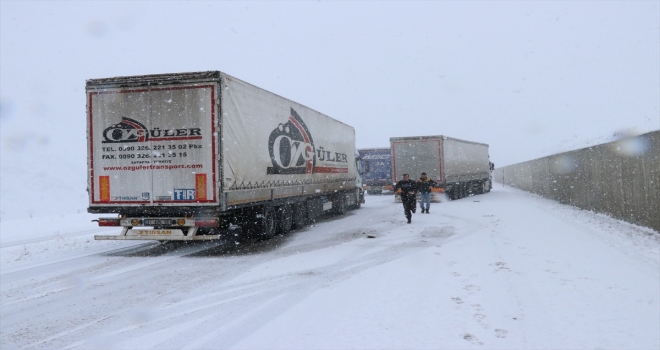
left=442, top=137, right=490, bottom=183
left=221, top=75, right=359, bottom=206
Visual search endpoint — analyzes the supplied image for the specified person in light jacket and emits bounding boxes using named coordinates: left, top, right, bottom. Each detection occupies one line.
left=416, top=172, right=437, bottom=213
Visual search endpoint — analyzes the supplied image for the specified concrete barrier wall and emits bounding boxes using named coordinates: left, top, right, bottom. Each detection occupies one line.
left=493, top=130, right=659, bottom=232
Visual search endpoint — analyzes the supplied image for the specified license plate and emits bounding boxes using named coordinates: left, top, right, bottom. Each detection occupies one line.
left=144, top=219, right=175, bottom=226
left=137, top=229, right=173, bottom=235
left=127, top=229, right=184, bottom=236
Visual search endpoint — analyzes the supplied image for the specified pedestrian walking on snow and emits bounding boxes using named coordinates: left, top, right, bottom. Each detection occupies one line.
left=416, top=172, right=437, bottom=213
left=394, top=173, right=418, bottom=223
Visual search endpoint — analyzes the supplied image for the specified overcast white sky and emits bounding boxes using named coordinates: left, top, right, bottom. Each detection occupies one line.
left=1, top=0, right=658, bottom=168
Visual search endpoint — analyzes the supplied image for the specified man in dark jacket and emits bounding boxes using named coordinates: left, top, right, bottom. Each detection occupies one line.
left=394, top=173, right=418, bottom=223
left=416, top=172, right=437, bottom=213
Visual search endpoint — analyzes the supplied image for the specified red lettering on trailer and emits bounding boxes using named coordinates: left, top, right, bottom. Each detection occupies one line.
left=314, top=167, right=348, bottom=173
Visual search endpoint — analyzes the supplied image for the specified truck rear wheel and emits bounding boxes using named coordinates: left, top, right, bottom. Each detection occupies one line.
left=446, top=187, right=456, bottom=200
left=354, top=190, right=362, bottom=209
left=450, top=185, right=464, bottom=200
left=277, top=204, right=293, bottom=234
left=260, top=207, right=277, bottom=237
left=334, top=195, right=347, bottom=215
left=292, top=202, right=307, bottom=229
left=476, top=181, right=485, bottom=195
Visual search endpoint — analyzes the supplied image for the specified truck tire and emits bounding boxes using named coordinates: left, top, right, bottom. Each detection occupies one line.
left=476, top=181, right=485, bottom=195
left=277, top=204, right=293, bottom=234
left=456, top=186, right=462, bottom=199
left=335, top=195, right=347, bottom=215
left=450, top=186, right=460, bottom=200
left=292, top=202, right=307, bottom=229
left=260, top=207, right=277, bottom=237
left=354, top=190, right=362, bottom=209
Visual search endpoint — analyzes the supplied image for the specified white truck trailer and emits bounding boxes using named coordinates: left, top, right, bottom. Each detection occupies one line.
left=88, top=71, right=364, bottom=241
left=390, top=135, right=492, bottom=201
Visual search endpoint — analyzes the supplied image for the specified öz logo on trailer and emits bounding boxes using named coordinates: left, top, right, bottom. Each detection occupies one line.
left=267, top=108, right=315, bottom=174
left=103, top=117, right=149, bottom=143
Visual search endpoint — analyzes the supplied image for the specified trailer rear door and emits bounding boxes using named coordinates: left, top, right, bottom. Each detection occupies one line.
left=391, top=138, right=443, bottom=182
left=88, top=84, right=218, bottom=207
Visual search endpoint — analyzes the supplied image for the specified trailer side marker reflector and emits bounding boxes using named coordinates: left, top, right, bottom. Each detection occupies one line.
left=196, top=174, right=207, bottom=200
left=100, top=176, right=110, bottom=202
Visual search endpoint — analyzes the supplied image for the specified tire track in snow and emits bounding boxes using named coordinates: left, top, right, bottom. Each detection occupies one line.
left=110, top=221, right=471, bottom=349
left=2, top=198, right=479, bottom=349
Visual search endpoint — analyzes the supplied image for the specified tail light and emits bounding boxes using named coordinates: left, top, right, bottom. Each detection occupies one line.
left=195, top=219, right=219, bottom=227
left=96, top=218, right=120, bottom=227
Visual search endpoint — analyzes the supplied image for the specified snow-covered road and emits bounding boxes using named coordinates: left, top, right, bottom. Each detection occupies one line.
left=1, top=186, right=658, bottom=349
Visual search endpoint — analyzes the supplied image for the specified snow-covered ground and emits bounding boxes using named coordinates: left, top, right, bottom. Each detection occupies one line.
left=1, top=185, right=658, bottom=349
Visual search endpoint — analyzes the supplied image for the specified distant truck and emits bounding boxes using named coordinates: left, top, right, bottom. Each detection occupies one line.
left=358, top=148, right=393, bottom=194
left=88, top=71, right=364, bottom=242
left=390, top=135, right=492, bottom=201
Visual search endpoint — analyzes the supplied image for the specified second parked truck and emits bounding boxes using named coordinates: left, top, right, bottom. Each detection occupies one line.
left=358, top=148, right=393, bottom=194
left=390, top=135, right=493, bottom=201
left=89, top=71, right=364, bottom=241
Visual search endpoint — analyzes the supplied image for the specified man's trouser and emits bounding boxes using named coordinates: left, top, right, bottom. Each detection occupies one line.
left=419, top=192, right=431, bottom=211
left=402, top=196, right=416, bottom=220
